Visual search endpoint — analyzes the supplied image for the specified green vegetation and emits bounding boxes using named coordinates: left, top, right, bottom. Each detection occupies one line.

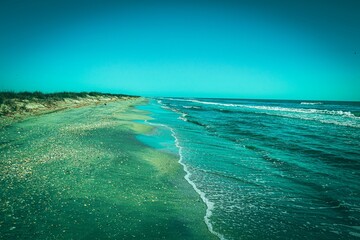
left=0, top=91, right=136, bottom=104
left=0, top=91, right=138, bottom=117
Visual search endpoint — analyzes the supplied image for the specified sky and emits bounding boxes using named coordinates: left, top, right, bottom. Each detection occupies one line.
left=0, top=0, right=359, bottom=100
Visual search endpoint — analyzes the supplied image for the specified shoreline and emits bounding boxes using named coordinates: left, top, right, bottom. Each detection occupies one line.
left=138, top=100, right=225, bottom=239
left=143, top=118, right=224, bottom=240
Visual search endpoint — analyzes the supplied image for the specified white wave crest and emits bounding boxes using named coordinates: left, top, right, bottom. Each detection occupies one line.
left=179, top=113, right=188, bottom=122
left=300, top=102, right=323, bottom=105
left=183, top=105, right=201, bottom=109
left=186, top=100, right=358, bottom=118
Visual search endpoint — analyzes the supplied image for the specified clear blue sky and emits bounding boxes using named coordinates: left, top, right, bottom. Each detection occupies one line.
left=0, top=0, right=359, bottom=100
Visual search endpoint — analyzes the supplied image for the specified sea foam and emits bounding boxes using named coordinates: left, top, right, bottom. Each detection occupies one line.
left=300, top=102, right=323, bottom=105
left=163, top=98, right=359, bottom=129
left=154, top=98, right=360, bottom=239
left=146, top=103, right=226, bottom=240
left=184, top=99, right=358, bottom=119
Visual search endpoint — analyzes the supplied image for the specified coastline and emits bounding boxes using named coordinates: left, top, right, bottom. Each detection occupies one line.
left=138, top=100, right=227, bottom=239
left=141, top=117, right=225, bottom=240
left=0, top=98, right=215, bottom=239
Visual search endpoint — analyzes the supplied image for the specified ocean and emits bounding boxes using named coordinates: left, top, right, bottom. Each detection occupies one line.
left=139, top=98, right=360, bottom=240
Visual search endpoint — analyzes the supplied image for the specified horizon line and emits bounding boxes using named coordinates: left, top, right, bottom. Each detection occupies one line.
left=1, top=90, right=359, bottom=103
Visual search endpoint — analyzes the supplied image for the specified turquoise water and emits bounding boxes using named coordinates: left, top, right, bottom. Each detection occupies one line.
left=139, top=98, right=360, bottom=240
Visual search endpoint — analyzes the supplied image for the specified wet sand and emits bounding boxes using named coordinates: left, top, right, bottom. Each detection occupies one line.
left=0, top=98, right=216, bottom=239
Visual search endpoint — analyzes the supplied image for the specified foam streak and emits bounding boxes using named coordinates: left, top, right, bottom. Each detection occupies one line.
left=144, top=118, right=226, bottom=240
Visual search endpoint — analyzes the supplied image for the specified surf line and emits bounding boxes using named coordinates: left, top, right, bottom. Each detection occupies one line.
left=144, top=119, right=226, bottom=240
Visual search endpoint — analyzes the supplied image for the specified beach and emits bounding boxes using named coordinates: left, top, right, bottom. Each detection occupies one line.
left=1, top=96, right=359, bottom=240
left=0, top=98, right=215, bottom=239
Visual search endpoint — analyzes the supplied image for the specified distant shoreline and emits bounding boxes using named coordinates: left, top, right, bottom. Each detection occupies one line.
left=0, top=91, right=139, bottom=122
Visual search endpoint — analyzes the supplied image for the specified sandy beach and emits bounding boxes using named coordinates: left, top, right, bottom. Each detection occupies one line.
left=0, top=98, right=215, bottom=239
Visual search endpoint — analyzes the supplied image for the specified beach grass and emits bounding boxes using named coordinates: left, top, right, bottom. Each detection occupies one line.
left=0, top=91, right=138, bottom=118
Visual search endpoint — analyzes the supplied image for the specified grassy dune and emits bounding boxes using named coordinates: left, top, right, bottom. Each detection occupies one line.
left=0, top=91, right=138, bottom=118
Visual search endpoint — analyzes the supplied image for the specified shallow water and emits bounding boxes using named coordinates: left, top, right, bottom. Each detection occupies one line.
left=0, top=100, right=214, bottom=239
left=139, top=98, right=360, bottom=240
